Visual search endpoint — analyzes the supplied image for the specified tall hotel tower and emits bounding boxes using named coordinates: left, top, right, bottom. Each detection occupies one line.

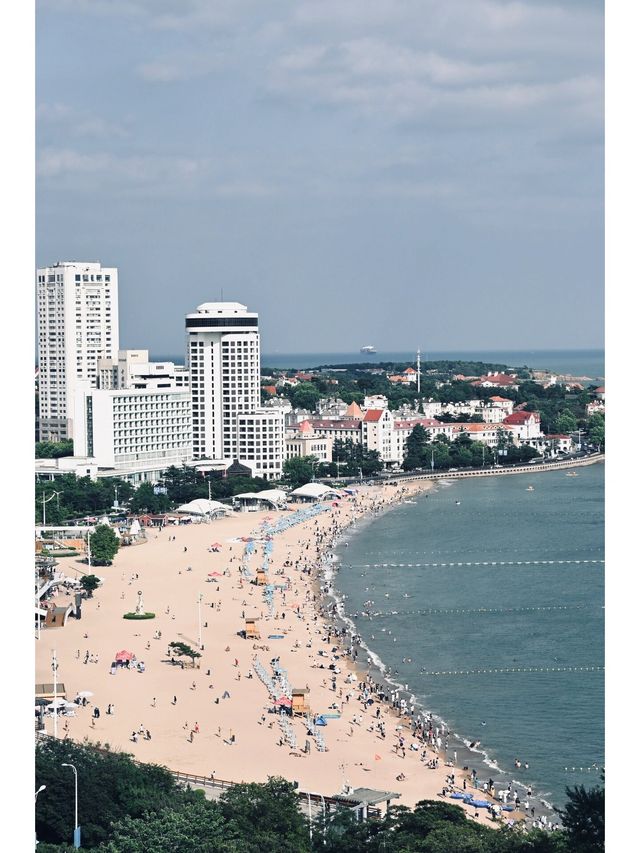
left=37, top=262, right=119, bottom=440
left=186, top=302, right=283, bottom=479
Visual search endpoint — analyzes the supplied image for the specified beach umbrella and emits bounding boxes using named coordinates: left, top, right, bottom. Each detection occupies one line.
left=208, top=571, right=223, bottom=577
left=35, top=698, right=51, bottom=707
left=115, top=650, right=134, bottom=662
left=275, top=696, right=292, bottom=707
left=75, top=690, right=93, bottom=699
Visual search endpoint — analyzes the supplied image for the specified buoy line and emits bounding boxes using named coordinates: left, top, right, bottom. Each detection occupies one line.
left=343, top=559, right=605, bottom=569
left=420, top=666, right=604, bottom=677
left=348, top=604, right=602, bottom=619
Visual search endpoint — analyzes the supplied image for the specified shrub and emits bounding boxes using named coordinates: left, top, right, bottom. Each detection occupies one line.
left=123, top=612, right=156, bottom=620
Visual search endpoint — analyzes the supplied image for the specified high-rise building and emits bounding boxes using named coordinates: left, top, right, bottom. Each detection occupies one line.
left=37, top=261, right=119, bottom=440
left=97, top=349, right=190, bottom=391
left=185, top=301, right=284, bottom=479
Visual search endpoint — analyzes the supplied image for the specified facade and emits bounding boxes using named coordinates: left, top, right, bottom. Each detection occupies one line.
left=502, top=411, right=542, bottom=440
left=392, top=418, right=451, bottom=464
left=37, top=261, right=119, bottom=440
left=186, top=302, right=261, bottom=461
left=98, top=349, right=189, bottom=391
left=285, top=421, right=333, bottom=463
left=362, top=409, right=395, bottom=464
left=307, top=419, right=362, bottom=445
left=73, top=385, right=192, bottom=483
left=185, top=301, right=283, bottom=479
left=480, top=396, right=514, bottom=423
left=236, top=409, right=285, bottom=480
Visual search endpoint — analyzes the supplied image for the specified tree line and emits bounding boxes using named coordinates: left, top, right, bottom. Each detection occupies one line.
left=35, top=739, right=603, bottom=852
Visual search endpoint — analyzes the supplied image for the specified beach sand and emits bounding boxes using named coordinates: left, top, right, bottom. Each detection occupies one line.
left=36, top=482, right=502, bottom=826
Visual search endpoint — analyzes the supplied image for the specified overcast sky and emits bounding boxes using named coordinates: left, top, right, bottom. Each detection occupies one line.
left=36, top=0, right=603, bottom=355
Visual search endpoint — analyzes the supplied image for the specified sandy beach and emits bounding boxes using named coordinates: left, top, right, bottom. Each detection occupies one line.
left=36, top=481, right=507, bottom=826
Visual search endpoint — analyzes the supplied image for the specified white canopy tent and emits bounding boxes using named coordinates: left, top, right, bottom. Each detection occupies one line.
left=290, top=483, right=342, bottom=502
left=233, top=489, right=288, bottom=511
left=176, top=499, right=231, bottom=517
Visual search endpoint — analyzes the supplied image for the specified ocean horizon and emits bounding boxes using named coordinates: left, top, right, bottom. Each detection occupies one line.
left=153, top=348, right=604, bottom=380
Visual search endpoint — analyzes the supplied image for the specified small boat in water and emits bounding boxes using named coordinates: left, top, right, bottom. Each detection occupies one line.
left=566, top=471, right=578, bottom=477
left=526, top=486, right=535, bottom=491
left=403, top=500, right=417, bottom=505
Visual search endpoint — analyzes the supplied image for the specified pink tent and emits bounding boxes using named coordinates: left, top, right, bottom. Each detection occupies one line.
left=276, top=696, right=292, bottom=707
left=208, top=571, right=223, bottom=577
left=115, top=650, right=134, bottom=662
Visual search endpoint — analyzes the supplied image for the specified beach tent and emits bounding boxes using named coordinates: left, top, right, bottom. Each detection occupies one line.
left=290, top=483, right=342, bottom=502
left=115, top=650, right=134, bottom=662
left=233, top=490, right=288, bottom=511
left=176, top=499, right=230, bottom=517
left=129, top=519, right=141, bottom=536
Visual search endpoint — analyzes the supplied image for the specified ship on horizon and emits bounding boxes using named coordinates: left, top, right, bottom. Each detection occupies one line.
left=360, top=345, right=377, bottom=354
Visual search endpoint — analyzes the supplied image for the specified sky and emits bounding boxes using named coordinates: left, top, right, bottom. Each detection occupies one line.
left=36, top=0, right=604, bottom=355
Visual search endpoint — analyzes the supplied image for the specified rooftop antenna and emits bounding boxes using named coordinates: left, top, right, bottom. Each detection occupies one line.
left=417, top=349, right=421, bottom=395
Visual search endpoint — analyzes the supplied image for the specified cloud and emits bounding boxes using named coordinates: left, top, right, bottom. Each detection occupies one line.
left=37, top=147, right=208, bottom=183
left=136, top=54, right=222, bottom=83
left=37, top=103, right=129, bottom=137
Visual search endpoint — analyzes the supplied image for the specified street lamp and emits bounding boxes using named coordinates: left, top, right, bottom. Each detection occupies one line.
left=61, top=763, right=80, bottom=848
left=35, top=785, right=46, bottom=848
left=52, top=650, right=58, bottom=739
left=41, top=490, right=61, bottom=526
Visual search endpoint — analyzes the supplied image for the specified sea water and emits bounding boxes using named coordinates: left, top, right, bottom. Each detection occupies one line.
left=331, top=464, right=604, bottom=808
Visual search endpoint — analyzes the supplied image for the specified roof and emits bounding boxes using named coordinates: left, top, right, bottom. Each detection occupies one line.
left=345, top=401, right=364, bottom=418
left=474, top=373, right=518, bottom=386
left=290, top=483, right=341, bottom=500
left=333, top=788, right=400, bottom=806
left=451, top=423, right=495, bottom=433
left=234, top=489, right=288, bottom=506
left=363, top=409, right=384, bottom=422
left=262, top=385, right=277, bottom=395
left=489, top=396, right=512, bottom=402
left=176, top=499, right=229, bottom=516
left=503, top=411, right=540, bottom=425
left=403, top=367, right=417, bottom=374
left=546, top=434, right=571, bottom=439
left=309, top=419, right=361, bottom=430
left=298, top=420, right=314, bottom=434
left=394, top=418, right=442, bottom=429
left=594, top=386, right=605, bottom=393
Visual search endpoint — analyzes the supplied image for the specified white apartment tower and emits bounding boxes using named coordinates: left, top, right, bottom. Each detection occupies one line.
left=186, top=302, right=261, bottom=460
left=37, top=261, right=119, bottom=440
left=186, top=301, right=284, bottom=479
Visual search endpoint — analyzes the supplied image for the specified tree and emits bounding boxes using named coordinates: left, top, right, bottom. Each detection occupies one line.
left=98, top=800, right=227, bottom=853
left=587, top=414, right=605, bottom=449
left=289, top=383, right=321, bottom=411
left=554, top=408, right=578, bottom=434
left=36, top=739, right=198, bottom=848
left=36, top=440, right=74, bottom=459
left=80, top=574, right=101, bottom=597
left=558, top=778, right=604, bottom=853
left=129, top=481, right=171, bottom=515
left=283, top=456, right=316, bottom=488
left=403, top=424, right=429, bottom=471
left=219, top=777, right=308, bottom=853
left=88, top=525, right=119, bottom=565
left=169, top=640, right=202, bottom=666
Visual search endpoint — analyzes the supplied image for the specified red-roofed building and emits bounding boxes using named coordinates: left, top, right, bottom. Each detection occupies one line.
left=308, top=419, right=362, bottom=444
left=388, top=367, right=418, bottom=386
left=472, top=372, right=520, bottom=390
left=362, top=409, right=395, bottom=462
left=262, top=385, right=277, bottom=396
left=480, top=396, right=515, bottom=423
left=285, top=420, right=333, bottom=463
left=545, top=434, right=573, bottom=453
left=594, top=386, right=605, bottom=400
left=502, top=411, right=541, bottom=439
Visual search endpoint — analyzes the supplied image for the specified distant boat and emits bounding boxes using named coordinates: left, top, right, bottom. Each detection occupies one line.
left=360, top=345, right=377, bottom=354
left=526, top=486, right=535, bottom=491
left=403, top=500, right=416, bottom=505
left=566, top=471, right=578, bottom=477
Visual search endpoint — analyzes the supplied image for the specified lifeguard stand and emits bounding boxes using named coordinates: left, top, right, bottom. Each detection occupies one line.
left=255, top=569, right=269, bottom=586
left=291, top=687, right=311, bottom=716
left=245, top=617, right=260, bottom=639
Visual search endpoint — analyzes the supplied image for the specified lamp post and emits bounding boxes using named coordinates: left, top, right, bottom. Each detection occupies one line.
left=52, top=650, right=58, bottom=739
left=61, top=763, right=80, bottom=848
left=35, top=785, right=46, bottom=848
left=198, top=593, right=203, bottom=649
left=41, top=490, right=61, bottom=526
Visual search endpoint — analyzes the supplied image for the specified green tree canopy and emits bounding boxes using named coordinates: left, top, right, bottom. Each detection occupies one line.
left=219, top=778, right=308, bottom=853
left=169, top=640, right=202, bottom=664
left=558, top=778, right=604, bottom=853
left=289, top=383, right=321, bottom=411
left=403, top=424, right=430, bottom=470
left=88, top=525, right=119, bottom=565
left=283, top=456, right=317, bottom=489
left=80, top=574, right=101, bottom=597
left=36, top=440, right=74, bottom=459
left=554, top=408, right=578, bottom=434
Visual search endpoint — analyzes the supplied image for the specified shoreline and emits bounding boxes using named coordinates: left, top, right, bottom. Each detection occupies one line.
left=35, top=476, right=565, bottom=830
left=317, top=483, right=559, bottom=824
